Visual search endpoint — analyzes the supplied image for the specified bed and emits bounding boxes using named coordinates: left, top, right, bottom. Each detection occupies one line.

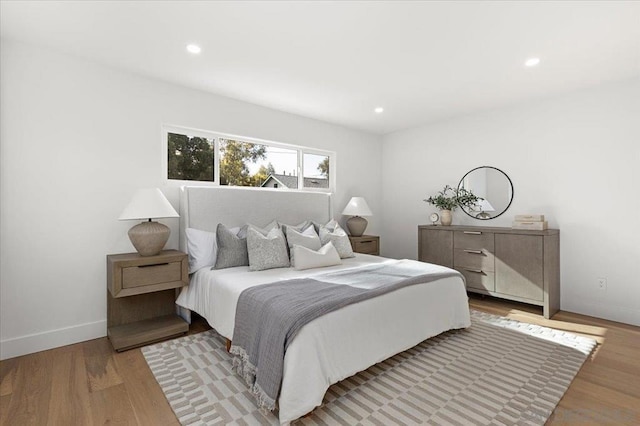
left=176, top=186, right=471, bottom=424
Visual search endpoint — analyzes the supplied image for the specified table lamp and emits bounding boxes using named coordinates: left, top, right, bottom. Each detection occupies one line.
left=118, top=188, right=179, bottom=256
left=342, top=197, right=373, bottom=237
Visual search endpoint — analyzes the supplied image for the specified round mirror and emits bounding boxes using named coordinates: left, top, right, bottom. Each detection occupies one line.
left=458, top=166, right=513, bottom=220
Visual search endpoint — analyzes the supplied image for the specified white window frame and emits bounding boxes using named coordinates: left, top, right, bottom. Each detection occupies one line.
left=161, top=124, right=336, bottom=193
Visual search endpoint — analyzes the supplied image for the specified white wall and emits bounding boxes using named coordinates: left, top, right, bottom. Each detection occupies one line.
left=0, top=40, right=383, bottom=359
left=381, top=78, right=640, bottom=326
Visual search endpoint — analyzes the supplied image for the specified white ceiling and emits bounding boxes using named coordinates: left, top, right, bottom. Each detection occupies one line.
left=2, top=1, right=639, bottom=134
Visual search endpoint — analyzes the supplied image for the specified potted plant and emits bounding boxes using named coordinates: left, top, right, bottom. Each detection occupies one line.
left=423, top=185, right=482, bottom=226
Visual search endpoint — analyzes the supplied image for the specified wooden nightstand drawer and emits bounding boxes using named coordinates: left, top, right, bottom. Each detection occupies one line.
left=353, top=238, right=378, bottom=254
left=348, top=235, right=380, bottom=255
left=108, top=250, right=188, bottom=298
left=122, top=261, right=182, bottom=289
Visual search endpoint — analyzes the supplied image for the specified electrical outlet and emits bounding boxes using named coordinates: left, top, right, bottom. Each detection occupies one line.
left=597, top=277, right=607, bottom=291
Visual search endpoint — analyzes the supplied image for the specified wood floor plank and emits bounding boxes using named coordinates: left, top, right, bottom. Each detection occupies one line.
left=46, top=343, right=93, bottom=426
left=114, top=348, right=180, bottom=426
left=88, top=383, right=139, bottom=426
left=0, top=357, right=17, bottom=397
left=2, top=350, right=53, bottom=425
left=83, top=337, right=124, bottom=392
left=0, top=394, right=11, bottom=425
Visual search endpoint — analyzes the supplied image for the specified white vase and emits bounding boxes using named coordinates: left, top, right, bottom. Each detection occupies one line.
left=440, top=210, right=452, bottom=226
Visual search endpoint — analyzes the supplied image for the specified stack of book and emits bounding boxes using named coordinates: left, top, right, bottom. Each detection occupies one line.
left=512, top=214, right=547, bottom=230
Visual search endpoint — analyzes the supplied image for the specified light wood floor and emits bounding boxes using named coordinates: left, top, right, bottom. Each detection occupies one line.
left=1, top=297, right=639, bottom=425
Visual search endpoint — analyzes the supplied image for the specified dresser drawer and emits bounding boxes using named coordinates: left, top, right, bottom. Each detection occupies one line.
left=353, top=238, right=378, bottom=254
left=454, top=230, right=495, bottom=252
left=456, top=268, right=495, bottom=292
left=122, top=261, right=183, bottom=289
left=454, top=249, right=495, bottom=272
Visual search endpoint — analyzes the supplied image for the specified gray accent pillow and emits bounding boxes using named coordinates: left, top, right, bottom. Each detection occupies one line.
left=247, top=226, right=290, bottom=271
left=214, top=223, right=249, bottom=269
left=319, top=222, right=355, bottom=259
left=240, top=219, right=279, bottom=238
left=311, top=218, right=339, bottom=234
left=280, top=220, right=311, bottom=237
left=286, top=226, right=321, bottom=266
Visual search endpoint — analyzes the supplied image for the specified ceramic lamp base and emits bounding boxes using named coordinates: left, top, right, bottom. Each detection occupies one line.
left=346, top=216, right=368, bottom=237
left=128, top=220, right=170, bottom=256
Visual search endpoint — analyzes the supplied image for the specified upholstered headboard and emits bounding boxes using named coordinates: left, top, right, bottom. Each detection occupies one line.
left=179, top=186, right=332, bottom=252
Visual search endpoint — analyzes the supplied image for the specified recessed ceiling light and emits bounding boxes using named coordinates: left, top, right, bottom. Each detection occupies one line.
left=374, top=107, right=384, bottom=114
left=186, top=44, right=202, bottom=54
left=525, top=57, right=540, bottom=67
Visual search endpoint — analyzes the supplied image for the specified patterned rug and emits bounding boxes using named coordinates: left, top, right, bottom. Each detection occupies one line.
left=142, top=310, right=596, bottom=425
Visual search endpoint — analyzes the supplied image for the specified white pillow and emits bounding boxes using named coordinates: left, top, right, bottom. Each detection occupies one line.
left=286, top=226, right=322, bottom=265
left=185, top=228, right=217, bottom=273
left=292, top=242, right=342, bottom=271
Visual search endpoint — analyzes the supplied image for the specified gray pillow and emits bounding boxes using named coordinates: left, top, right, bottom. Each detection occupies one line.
left=319, top=222, right=355, bottom=259
left=280, top=220, right=311, bottom=237
left=214, top=223, right=249, bottom=269
left=241, top=220, right=279, bottom=238
left=286, top=226, right=321, bottom=266
left=311, top=219, right=339, bottom=234
left=247, top=227, right=290, bottom=271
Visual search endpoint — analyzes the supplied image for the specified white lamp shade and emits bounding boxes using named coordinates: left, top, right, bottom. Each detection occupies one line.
left=118, top=188, right=179, bottom=221
left=341, top=197, right=373, bottom=217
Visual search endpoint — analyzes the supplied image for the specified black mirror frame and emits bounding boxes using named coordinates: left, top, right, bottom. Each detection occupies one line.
left=458, top=166, right=514, bottom=220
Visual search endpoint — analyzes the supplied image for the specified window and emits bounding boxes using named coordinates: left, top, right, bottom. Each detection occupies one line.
left=167, top=132, right=215, bottom=182
left=163, top=125, right=334, bottom=192
left=303, top=153, right=330, bottom=189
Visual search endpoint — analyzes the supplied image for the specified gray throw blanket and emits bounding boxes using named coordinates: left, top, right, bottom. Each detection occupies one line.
left=229, top=260, right=463, bottom=411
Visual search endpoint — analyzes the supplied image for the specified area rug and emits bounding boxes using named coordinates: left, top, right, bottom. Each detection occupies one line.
left=142, top=310, right=596, bottom=425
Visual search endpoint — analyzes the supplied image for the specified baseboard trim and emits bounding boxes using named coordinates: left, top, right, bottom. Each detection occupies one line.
left=562, top=300, right=640, bottom=327
left=0, top=320, right=107, bottom=360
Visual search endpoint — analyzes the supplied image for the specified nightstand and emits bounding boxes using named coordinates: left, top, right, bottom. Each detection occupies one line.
left=107, top=249, right=189, bottom=351
left=348, top=235, right=380, bottom=255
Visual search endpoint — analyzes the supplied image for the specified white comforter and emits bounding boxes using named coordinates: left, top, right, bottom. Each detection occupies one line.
left=176, top=254, right=470, bottom=424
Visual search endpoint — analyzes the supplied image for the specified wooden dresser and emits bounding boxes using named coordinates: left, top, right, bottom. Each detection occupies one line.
left=418, top=225, right=560, bottom=318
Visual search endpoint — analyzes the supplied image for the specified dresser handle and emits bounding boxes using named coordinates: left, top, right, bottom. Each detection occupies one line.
left=464, top=249, right=483, bottom=254
left=463, top=268, right=484, bottom=274
left=463, top=231, right=482, bottom=235
left=360, top=240, right=373, bottom=244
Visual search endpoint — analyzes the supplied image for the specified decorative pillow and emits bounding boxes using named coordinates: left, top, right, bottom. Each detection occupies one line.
left=247, top=220, right=279, bottom=237
left=318, top=221, right=355, bottom=259
left=247, top=227, right=290, bottom=271
left=214, top=224, right=249, bottom=269
left=292, top=242, right=342, bottom=271
left=286, top=226, right=321, bottom=266
left=280, top=220, right=311, bottom=237
left=185, top=228, right=217, bottom=273
left=311, top=218, right=339, bottom=234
